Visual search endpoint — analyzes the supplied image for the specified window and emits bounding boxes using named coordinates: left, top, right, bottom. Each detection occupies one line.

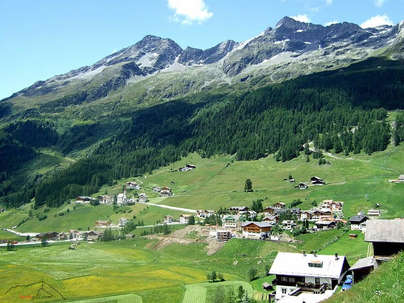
left=282, top=288, right=287, bottom=294
left=315, top=278, right=320, bottom=285
left=281, top=276, right=288, bottom=282
left=308, top=261, right=323, bottom=268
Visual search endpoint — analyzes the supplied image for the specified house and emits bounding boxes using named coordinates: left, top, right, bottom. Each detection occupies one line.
left=98, top=195, right=113, bottom=205
left=75, top=196, right=96, bottom=204
left=269, top=252, right=350, bottom=302
left=263, top=206, right=276, bottom=214
left=367, top=209, right=381, bottom=219
left=282, top=220, right=297, bottom=231
left=95, top=220, right=111, bottom=228
left=179, top=214, right=193, bottom=224
left=137, top=193, right=148, bottom=203
left=365, top=219, right=404, bottom=262
left=273, top=202, right=286, bottom=209
left=263, top=214, right=278, bottom=224
left=119, top=217, right=129, bottom=227
left=117, top=191, right=127, bottom=205
left=315, top=220, right=336, bottom=230
left=290, top=208, right=301, bottom=215
left=229, top=206, right=249, bottom=213
left=216, top=230, right=232, bottom=242
left=295, top=182, right=309, bottom=190
left=152, top=186, right=161, bottom=193
left=349, top=215, right=368, bottom=232
left=164, top=215, right=174, bottom=224
left=179, top=164, right=197, bottom=172
left=348, top=257, right=377, bottom=283
left=241, top=221, right=271, bottom=239
left=84, top=231, right=100, bottom=241
left=388, top=174, right=404, bottom=183
left=69, top=230, right=81, bottom=240
left=36, top=232, right=59, bottom=241
left=197, top=210, right=215, bottom=219
left=322, top=200, right=343, bottom=211
left=300, top=211, right=313, bottom=221
left=126, top=181, right=140, bottom=190
left=311, top=176, right=325, bottom=186
left=222, top=215, right=238, bottom=229
left=160, top=187, right=172, bottom=197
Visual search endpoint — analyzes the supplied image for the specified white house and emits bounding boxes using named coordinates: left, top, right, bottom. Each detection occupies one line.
left=349, top=214, right=368, bottom=232
left=269, top=252, right=349, bottom=302
left=164, top=215, right=174, bottom=224
left=117, top=192, right=127, bottom=205
left=222, top=215, right=238, bottom=229
left=137, top=193, right=148, bottom=203
left=179, top=214, right=192, bottom=224
left=126, top=181, right=140, bottom=190
left=98, top=195, right=113, bottom=205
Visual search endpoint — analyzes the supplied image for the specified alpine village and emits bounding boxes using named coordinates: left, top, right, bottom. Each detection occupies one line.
left=1, top=2, right=404, bottom=303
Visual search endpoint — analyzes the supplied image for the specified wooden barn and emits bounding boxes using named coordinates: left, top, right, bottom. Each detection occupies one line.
left=365, top=219, right=404, bottom=262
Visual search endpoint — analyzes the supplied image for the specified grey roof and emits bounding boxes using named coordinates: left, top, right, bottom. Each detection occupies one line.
left=350, top=215, right=368, bottom=224
left=269, top=252, right=347, bottom=279
left=349, top=257, right=376, bottom=271
left=242, top=221, right=272, bottom=228
left=399, top=175, right=404, bottom=180
left=365, top=219, right=404, bottom=243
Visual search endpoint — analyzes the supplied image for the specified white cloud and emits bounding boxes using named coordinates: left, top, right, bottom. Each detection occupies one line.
left=325, top=0, right=333, bottom=5
left=361, top=14, right=393, bottom=28
left=168, top=0, right=213, bottom=24
left=291, top=14, right=311, bottom=23
left=374, top=0, right=387, bottom=7
left=325, top=20, right=339, bottom=26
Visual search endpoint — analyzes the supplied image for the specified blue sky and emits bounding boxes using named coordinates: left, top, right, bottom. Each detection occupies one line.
left=1, top=0, right=403, bottom=100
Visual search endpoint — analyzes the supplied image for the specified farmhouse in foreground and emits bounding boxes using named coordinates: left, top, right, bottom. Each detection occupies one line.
left=269, top=252, right=349, bottom=302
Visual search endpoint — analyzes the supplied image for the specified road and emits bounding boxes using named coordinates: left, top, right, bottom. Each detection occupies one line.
left=136, top=222, right=184, bottom=229
left=0, top=239, right=78, bottom=247
left=137, top=201, right=197, bottom=213
left=3, top=228, right=39, bottom=237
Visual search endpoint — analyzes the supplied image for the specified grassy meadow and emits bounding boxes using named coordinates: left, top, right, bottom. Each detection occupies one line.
left=0, top=238, right=296, bottom=303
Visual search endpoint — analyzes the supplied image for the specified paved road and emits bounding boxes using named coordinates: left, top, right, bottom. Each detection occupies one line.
left=0, top=239, right=78, bottom=247
left=3, top=228, right=39, bottom=237
left=137, top=201, right=197, bottom=213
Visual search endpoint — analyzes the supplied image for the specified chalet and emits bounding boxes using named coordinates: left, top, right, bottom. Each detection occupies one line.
left=75, top=196, right=96, bottom=204
left=222, top=215, right=238, bottom=229
left=216, top=230, right=232, bottom=242
left=95, top=220, right=111, bottom=228
left=69, top=230, right=81, bottom=240
left=282, top=220, right=297, bottom=231
left=349, top=215, right=368, bottom=232
left=152, top=186, right=161, bottom=193
left=164, top=215, right=174, bottom=224
left=119, top=217, right=128, bottom=227
left=263, top=206, right=276, bottom=214
left=269, top=252, right=349, bottom=302
left=311, top=176, right=325, bottom=186
left=241, top=221, right=271, bottom=239
left=348, top=257, right=377, bottom=283
left=295, top=182, right=308, bottom=190
left=300, top=211, right=313, bottom=221
left=322, top=200, right=343, bottom=211
left=137, top=193, right=148, bottom=203
left=36, top=232, right=59, bottom=241
left=117, top=192, right=127, bottom=205
left=179, top=214, right=192, bottom=225
left=229, top=206, right=249, bottom=213
left=84, top=231, right=100, bottom=241
left=315, top=220, right=336, bottom=230
left=126, top=181, right=140, bottom=190
left=197, top=210, right=215, bottom=219
left=160, top=187, right=172, bottom=197
left=365, top=219, right=404, bottom=262
left=388, top=174, right=404, bottom=183
left=98, top=195, right=113, bottom=205
left=367, top=209, right=381, bottom=219
left=263, top=214, right=278, bottom=224
left=273, top=202, right=286, bottom=209
left=179, top=164, right=197, bottom=172
left=290, top=208, right=301, bottom=215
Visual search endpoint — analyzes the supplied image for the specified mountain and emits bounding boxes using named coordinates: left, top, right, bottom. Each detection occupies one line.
left=1, top=17, right=403, bottom=122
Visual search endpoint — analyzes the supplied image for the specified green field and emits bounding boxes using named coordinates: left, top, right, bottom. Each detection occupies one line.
left=0, top=238, right=296, bottom=303
left=0, top=230, right=25, bottom=241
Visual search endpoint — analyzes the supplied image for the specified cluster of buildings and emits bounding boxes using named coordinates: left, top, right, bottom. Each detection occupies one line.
left=388, top=174, right=404, bottom=183
left=34, top=230, right=102, bottom=242
left=152, top=186, right=173, bottom=197
left=293, top=176, right=326, bottom=190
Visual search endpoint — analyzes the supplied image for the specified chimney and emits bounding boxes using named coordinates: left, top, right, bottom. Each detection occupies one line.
left=335, top=253, right=339, bottom=260
left=303, top=251, right=306, bottom=256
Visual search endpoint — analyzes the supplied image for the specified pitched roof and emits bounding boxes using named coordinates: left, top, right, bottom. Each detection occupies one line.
left=365, top=219, right=404, bottom=243
left=269, top=252, right=347, bottom=279
left=241, top=221, right=272, bottom=228
left=349, top=257, right=376, bottom=271
left=349, top=215, right=368, bottom=224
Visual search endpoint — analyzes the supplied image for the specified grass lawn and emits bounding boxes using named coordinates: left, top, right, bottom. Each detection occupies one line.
left=0, top=230, right=25, bottom=241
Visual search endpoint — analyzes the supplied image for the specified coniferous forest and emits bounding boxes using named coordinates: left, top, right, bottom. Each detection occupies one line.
left=1, top=58, right=404, bottom=208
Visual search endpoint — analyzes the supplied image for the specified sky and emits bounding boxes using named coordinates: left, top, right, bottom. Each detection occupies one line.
left=1, top=0, right=403, bottom=100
